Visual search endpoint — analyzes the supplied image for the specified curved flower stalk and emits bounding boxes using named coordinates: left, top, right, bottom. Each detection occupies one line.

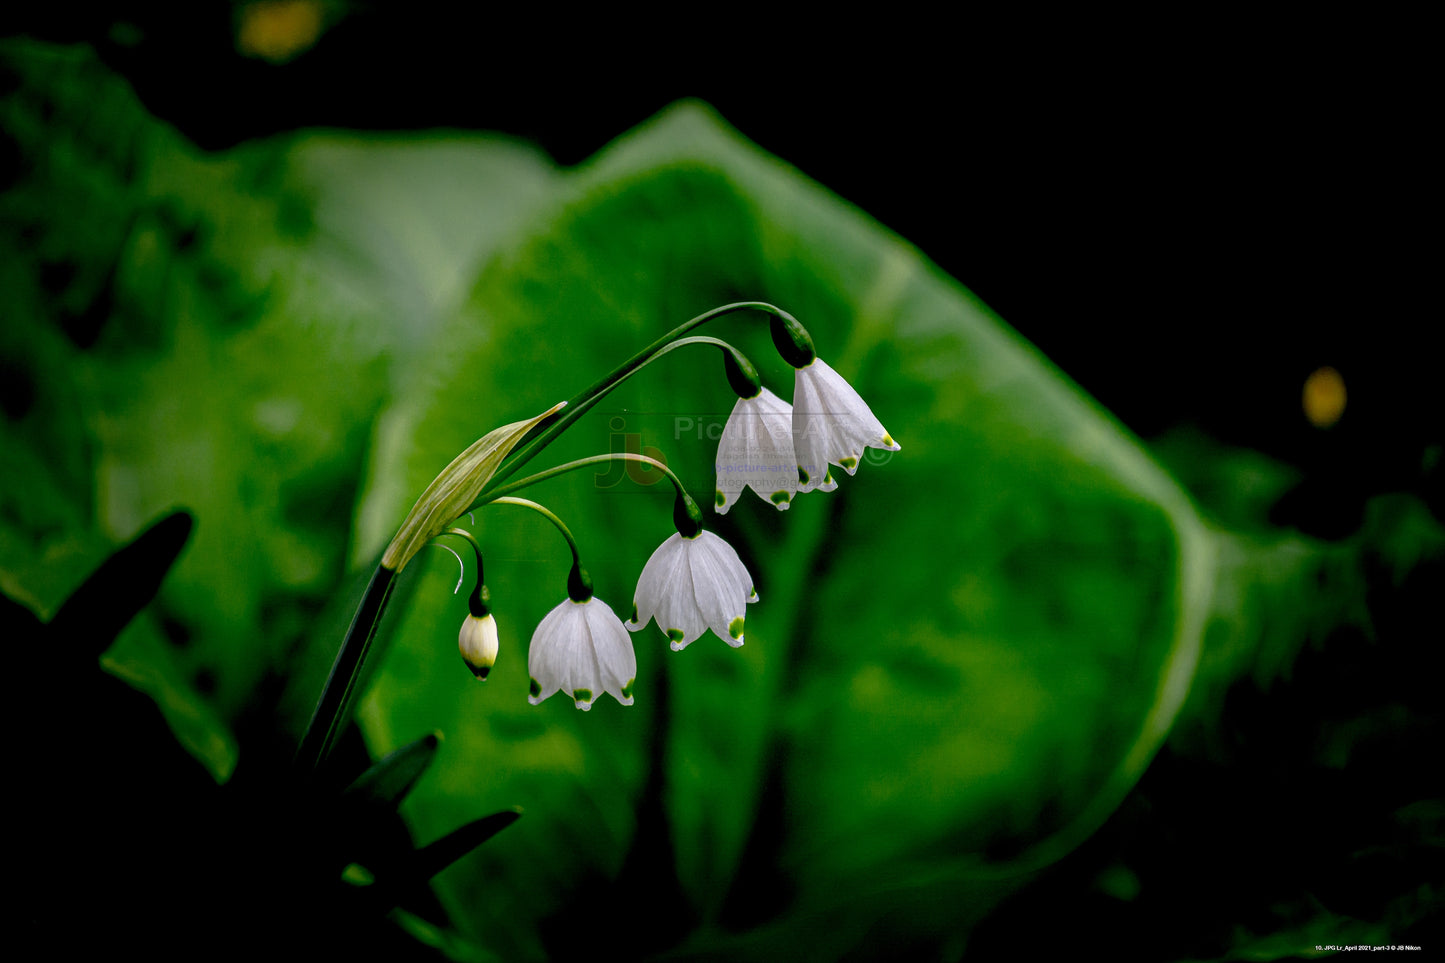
left=629, top=530, right=757, bottom=650
left=528, top=594, right=637, bottom=710
left=437, top=527, right=499, bottom=680
left=471, top=499, right=637, bottom=711
left=714, top=387, right=799, bottom=513
left=792, top=358, right=900, bottom=492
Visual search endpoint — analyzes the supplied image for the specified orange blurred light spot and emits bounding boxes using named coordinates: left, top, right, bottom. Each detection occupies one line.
left=237, top=0, right=324, bottom=63
left=1303, top=366, right=1347, bottom=428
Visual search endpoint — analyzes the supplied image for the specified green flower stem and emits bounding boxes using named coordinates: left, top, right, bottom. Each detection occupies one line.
left=298, top=308, right=781, bottom=774
left=442, top=528, right=490, bottom=618
left=486, top=497, right=596, bottom=602
left=296, top=564, right=396, bottom=775
left=480, top=452, right=704, bottom=540
left=485, top=302, right=796, bottom=492
left=477, top=453, right=695, bottom=515
left=485, top=497, right=582, bottom=569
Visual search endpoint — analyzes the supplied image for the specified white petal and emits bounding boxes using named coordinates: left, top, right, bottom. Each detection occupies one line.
left=792, top=358, right=897, bottom=489
left=714, top=388, right=798, bottom=513
left=582, top=598, right=637, bottom=706
left=629, top=533, right=687, bottom=631
left=687, top=533, right=751, bottom=647
left=628, top=530, right=758, bottom=650
left=630, top=532, right=705, bottom=648
left=692, top=531, right=753, bottom=608
left=527, top=600, right=584, bottom=705
left=654, top=554, right=709, bottom=651
left=528, top=598, right=636, bottom=709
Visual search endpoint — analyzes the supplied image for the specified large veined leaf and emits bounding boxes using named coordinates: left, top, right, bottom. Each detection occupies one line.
left=1, top=40, right=556, bottom=739
left=352, top=103, right=1222, bottom=960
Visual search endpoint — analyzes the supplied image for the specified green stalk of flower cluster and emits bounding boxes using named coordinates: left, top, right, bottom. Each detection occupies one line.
left=479, top=453, right=696, bottom=513
left=296, top=303, right=802, bottom=774
left=295, top=565, right=396, bottom=775
left=483, top=302, right=793, bottom=493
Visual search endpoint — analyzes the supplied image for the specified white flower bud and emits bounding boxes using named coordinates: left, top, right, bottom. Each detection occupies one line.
left=459, top=613, right=499, bottom=680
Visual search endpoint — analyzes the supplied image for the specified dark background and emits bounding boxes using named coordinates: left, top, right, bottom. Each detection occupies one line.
left=9, top=5, right=1436, bottom=535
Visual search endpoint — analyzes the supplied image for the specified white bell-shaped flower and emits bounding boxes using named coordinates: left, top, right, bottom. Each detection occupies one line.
left=528, top=597, right=636, bottom=710
left=792, top=358, right=900, bottom=492
left=628, top=530, right=757, bottom=650
left=458, top=612, right=499, bottom=680
left=714, top=387, right=799, bottom=514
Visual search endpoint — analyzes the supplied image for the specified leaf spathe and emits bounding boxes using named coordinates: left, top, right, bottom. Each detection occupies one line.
left=381, top=402, right=565, bottom=572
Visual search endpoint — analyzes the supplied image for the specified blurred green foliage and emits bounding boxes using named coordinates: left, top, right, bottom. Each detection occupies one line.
left=2, top=38, right=1438, bottom=961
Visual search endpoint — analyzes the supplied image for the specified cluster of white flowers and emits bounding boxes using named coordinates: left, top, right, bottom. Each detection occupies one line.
left=446, top=316, right=896, bottom=712
left=522, top=530, right=758, bottom=711
left=715, top=358, right=899, bottom=512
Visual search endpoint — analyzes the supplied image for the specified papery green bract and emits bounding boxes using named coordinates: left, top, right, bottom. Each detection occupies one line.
left=381, top=401, right=565, bottom=572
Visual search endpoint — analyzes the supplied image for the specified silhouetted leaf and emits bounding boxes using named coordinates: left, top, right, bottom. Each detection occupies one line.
left=345, top=730, right=443, bottom=810
left=366, top=809, right=523, bottom=913
left=47, top=510, right=192, bottom=659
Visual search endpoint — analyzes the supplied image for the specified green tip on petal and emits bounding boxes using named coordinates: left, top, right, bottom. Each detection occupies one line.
left=621, top=678, right=635, bottom=700
left=882, top=433, right=896, bottom=448
left=729, top=616, right=745, bottom=640
left=667, top=628, right=685, bottom=644
left=470, top=663, right=491, bottom=681
left=770, top=490, right=791, bottom=506
left=573, top=688, right=593, bottom=704
left=630, top=601, right=639, bottom=624
left=715, top=489, right=725, bottom=507
left=529, top=677, right=541, bottom=697
left=840, top=456, right=858, bottom=471
left=798, top=467, right=809, bottom=485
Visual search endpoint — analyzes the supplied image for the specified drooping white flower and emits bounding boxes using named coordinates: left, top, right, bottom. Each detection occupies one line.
left=628, top=530, right=757, bottom=650
left=458, top=612, right=499, bottom=680
left=714, top=387, right=799, bottom=514
left=528, top=597, right=636, bottom=710
left=792, top=358, right=900, bottom=492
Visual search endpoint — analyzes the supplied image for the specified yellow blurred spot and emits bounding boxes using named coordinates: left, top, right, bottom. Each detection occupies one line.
left=236, top=0, right=325, bottom=63
left=1303, top=366, right=1347, bottom=428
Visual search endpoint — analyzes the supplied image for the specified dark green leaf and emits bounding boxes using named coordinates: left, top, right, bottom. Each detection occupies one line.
left=366, top=809, right=523, bottom=913
left=344, top=730, right=443, bottom=810
left=47, top=510, right=193, bottom=659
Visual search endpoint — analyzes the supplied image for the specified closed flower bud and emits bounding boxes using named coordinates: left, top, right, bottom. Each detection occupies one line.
left=459, top=613, right=499, bottom=679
